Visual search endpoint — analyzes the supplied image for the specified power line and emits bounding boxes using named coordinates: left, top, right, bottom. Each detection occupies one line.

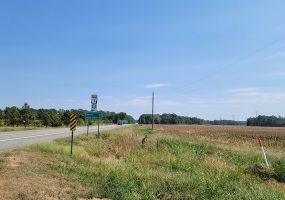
left=163, top=35, right=285, bottom=94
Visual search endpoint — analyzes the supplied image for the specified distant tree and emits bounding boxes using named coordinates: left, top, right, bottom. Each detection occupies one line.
left=247, top=115, right=285, bottom=127
left=47, top=109, right=62, bottom=127
left=20, top=103, right=36, bottom=127
left=113, top=112, right=127, bottom=123
left=125, top=115, right=135, bottom=124
left=61, top=110, right=71, bottom=127
left=5, top=107, right=21, bottom=126
left=0, top=109, right=4, bottom=126
left=0, top=109, right=4, bottom=120
left=37, top=109, right=50, bottom=127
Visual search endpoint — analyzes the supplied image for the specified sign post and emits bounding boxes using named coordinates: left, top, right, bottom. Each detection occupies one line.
left=85, top=111, right=102, bottom=137
left=87, top=120, right=89, bottom=136
left=69, top=114, right=77, bottom=158
left=86, top=94, right=102, bottom=137
left=97, top=118, right=100, bottom=138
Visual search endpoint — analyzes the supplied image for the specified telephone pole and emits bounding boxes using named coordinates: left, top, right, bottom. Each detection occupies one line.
left=152, top=92, right=154, bottom=130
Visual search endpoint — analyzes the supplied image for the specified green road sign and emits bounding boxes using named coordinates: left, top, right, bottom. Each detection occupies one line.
left=86, top=112, right=102, bottom=120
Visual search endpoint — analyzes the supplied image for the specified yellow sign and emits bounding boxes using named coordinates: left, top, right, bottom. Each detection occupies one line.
left=69, top=114, right=77, bottom=131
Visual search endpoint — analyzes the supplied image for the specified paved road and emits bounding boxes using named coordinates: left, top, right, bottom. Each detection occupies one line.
left=0, top=125, right=123, bottom=151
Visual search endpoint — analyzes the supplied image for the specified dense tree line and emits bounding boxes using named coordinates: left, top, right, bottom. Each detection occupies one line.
left=138, top=114, right=207, bottom=125
left=138, top=113, right=246, bottom=126
left=211, top=120, right=246, bottom=126
left=0, top=103, right=135, bottom=127
left=247, top=115, right=285, bottom=127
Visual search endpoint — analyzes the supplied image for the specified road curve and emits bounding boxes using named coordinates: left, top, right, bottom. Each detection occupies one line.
left=0, top=125, right=124, bottom=151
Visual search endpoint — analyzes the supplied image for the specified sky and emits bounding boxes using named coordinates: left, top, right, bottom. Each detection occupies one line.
left=0, top=0, right=285, bottom=120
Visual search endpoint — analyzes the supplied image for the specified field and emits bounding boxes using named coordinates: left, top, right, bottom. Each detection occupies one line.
left=0, top=125, right=285, bottom=199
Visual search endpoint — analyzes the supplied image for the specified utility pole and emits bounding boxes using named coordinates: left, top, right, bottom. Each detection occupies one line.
left=256, top=110, right=259, bottom=126
left=152, top=92, right=154, bottom=130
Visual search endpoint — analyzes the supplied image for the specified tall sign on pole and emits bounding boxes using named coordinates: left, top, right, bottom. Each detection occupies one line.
left=91, top=95, right=98, bottom=112
left=86, top=94, right=101, bottom=138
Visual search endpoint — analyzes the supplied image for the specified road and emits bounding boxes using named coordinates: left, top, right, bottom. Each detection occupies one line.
left=0, top=125, right=122, bottom=151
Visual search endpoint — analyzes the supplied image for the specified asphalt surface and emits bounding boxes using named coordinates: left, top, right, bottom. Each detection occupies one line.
left=0, top=124, right=123, bottom=151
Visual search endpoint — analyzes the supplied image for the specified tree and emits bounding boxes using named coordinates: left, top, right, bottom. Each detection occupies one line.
left=247, top=115, right=285, bottom=127
left=20, top=103, right=35, bottom=127
left=113, top=112, right=127, bottom=123
left=37, top=109, right=50, bottom=127
left=5, top=107, right=21, bottom=126
left=0, top=109, right=4, bottom=126
left=61, top=110, right=71, bottom=127
left=47, top=109, right=62, bottom=127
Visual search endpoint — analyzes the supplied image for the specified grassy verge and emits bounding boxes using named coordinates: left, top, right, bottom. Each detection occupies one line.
left=0, top=125, right=284, bottom=199
left=0, top=126, right=47, bottom=132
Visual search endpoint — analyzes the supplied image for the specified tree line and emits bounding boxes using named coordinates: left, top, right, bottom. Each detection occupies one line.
left=138, top=113, right=246, bottom=126
left=0, top=103, right=135, bottom=127
left=247, top=115, right=285, bottom=127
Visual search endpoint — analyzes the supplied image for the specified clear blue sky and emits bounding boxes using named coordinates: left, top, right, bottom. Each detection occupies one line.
left=1, top=0, right=285, bottom=120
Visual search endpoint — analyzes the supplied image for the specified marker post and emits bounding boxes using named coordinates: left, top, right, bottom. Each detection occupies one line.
left=97, top=119, right=100, bottom=138
left=86, top=119, right=89, bottom=136
left=258, top=137, right=269, bottom=168
left=70, top=130, right=74, bottom=157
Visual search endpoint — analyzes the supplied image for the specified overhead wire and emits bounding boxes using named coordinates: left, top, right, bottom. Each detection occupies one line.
left=161, top=35, right=285, bottom=95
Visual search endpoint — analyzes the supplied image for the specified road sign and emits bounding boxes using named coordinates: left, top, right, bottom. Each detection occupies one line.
left=69, top=114, right=77, bottom=131
left=86, top=112, right=102, bottom=120
left=91, top=95, right=98, bottom=112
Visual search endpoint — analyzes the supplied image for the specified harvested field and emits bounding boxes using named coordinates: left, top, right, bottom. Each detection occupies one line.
left=149, top=124, right=285, bottom=148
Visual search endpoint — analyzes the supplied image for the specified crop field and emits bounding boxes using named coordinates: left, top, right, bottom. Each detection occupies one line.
left=151, top=124, right=285, bottom=148
left=0, top=125, right=285, bottom=199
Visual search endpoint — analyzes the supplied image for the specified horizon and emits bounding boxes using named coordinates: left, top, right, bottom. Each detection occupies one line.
left=1, top=1, right=285, bottom=120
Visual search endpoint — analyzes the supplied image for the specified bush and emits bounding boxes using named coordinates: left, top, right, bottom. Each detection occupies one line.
left=272, top=159, right=285, bottom=182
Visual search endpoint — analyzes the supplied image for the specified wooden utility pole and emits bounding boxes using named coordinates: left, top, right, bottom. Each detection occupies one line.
left=152, top=92, right=154, bottom=130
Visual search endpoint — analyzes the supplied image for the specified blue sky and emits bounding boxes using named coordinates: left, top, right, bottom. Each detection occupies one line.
left=1, top=0, right=285, bottom=120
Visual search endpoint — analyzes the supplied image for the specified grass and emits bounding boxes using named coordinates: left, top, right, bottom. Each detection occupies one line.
left=0, top=125, right=285, bottom=199
left=0, top=126, right=46, bottom=132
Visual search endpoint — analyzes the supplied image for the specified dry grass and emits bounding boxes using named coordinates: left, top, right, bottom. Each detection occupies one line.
left=0, top=151, right=82, bottom=200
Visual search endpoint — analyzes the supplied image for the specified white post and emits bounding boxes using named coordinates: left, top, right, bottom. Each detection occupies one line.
left=258, top=137, right=269, bottom=168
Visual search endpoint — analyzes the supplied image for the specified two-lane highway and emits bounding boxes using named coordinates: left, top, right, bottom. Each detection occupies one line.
left=0, top=125, right=122, bottom=151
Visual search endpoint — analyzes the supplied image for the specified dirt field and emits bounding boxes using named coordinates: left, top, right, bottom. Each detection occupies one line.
left=150, top=124, right=285, bottom=148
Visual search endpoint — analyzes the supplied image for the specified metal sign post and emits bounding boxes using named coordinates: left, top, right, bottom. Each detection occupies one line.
left=87, top=120, right=89, bottom=136
left=69, top=114, right=77, bottom=158
left=97, top=118, right=100, bottom=138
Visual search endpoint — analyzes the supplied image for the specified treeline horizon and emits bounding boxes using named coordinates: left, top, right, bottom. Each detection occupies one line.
left=247, top=115, right=285, bottom=127
left=138, top=114, right=246, bottom=126
left=1, top=104, right=284, bottom=128
left=0, top=103, right=135, bottom=127
left=139, top=113, right=285, bottom=127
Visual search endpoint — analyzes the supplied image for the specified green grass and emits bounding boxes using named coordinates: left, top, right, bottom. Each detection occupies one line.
left=15, top=126, right=283, bottom=200
left=0, top=126, right=45, bottom=132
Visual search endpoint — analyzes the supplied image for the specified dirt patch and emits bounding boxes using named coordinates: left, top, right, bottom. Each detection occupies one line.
left=0, top=150, right=85, bottom=199
left=8, top=151, right=29, bottom=168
